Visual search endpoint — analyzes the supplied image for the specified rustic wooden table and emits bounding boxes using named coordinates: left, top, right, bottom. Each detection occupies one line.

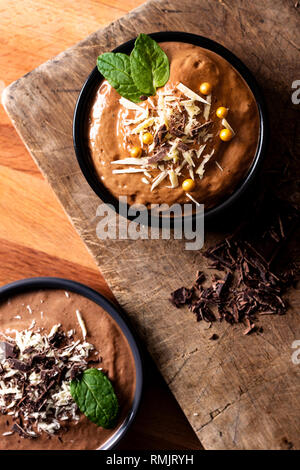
left=0, top=0, right=201, bottom=450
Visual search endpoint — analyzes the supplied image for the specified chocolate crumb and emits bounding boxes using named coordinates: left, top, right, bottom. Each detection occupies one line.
left=209, top=334, right=219, bottom=340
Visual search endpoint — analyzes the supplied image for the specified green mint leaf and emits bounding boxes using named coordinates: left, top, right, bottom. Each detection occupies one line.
left=97, top=52, right=144, bottom=103
left=70, top=368, right=119, bottom=429
left=130, top=33, right=170, bottom=96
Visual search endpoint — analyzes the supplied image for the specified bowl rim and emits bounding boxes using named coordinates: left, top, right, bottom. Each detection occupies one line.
left=0, top=277, right=143, bottom=450
left=73, top=31, right=269, bottom=224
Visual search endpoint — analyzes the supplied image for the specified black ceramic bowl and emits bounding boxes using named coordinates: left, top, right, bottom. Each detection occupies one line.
left=0, top=277, right=143, bottom=450
left=73, top=31, right=268, bottom=226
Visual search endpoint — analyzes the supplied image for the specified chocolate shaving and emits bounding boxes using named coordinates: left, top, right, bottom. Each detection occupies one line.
left=154, top=124, right=167, bottom=147
left=177, top=142, right=190, bottom=153
left=69, top=364, right=83, bottom=381
left=23, top=346, right=35, bottom=355
left=194, top=271, right=205, bottom=289
left=191, top=120, right=213, bottom=137
left=243, top=319, right=256, bottom=335
left=30, top=353, right=55, bottom=369
left=147, top=144, right=170, bottom=164
left=34, top=380, right=56, bottom=409
left=12, top=423, right=36, bottom=439
left=40, top=367, right=60, bottom=383
left=190, top=301, right=216, bottom=322
left=168, top=111, right=186, bottom=137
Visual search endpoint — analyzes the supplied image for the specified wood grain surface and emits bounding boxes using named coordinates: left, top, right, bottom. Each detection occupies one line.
left=0, top=0, right=201, bottom=451
left=2, top=0, right=300, bottom=450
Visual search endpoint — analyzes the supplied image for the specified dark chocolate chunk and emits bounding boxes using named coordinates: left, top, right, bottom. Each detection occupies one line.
left=169, top=287, right=193, bottom=308
left=191, top=301, right=216, bottom=322
left=0, top=341, right=19, bottom=359
left=7, top=358, right=30, bottom=372
left=48, top=329, right=66, bottom=347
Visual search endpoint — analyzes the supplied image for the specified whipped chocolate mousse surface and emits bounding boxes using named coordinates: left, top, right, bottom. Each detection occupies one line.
left=88, top=42, right=260, bottom=209
left=0, top=290, right=136, bottom=450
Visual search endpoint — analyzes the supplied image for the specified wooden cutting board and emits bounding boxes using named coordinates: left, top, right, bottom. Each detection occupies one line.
left=3, top=0, right=300, bottom=450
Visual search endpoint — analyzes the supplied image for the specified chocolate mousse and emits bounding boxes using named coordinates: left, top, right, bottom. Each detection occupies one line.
left=0, top=290, right=136, bottom=450
left=88, top=42, right=260, bottom=209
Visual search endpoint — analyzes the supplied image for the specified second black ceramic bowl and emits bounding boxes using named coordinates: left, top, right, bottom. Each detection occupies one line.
left=73, top=31, right=268, bottom=226
left=0, top=277, right=143, bottom=450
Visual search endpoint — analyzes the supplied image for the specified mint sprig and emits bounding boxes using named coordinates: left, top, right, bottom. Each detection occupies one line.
left=130, top=34, right=170, bottom=95
left=96, top=52, right=142, bottom=103
left=97, top=34, right=170, bottom=103
left=70, top=368, right=119, bottom=429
